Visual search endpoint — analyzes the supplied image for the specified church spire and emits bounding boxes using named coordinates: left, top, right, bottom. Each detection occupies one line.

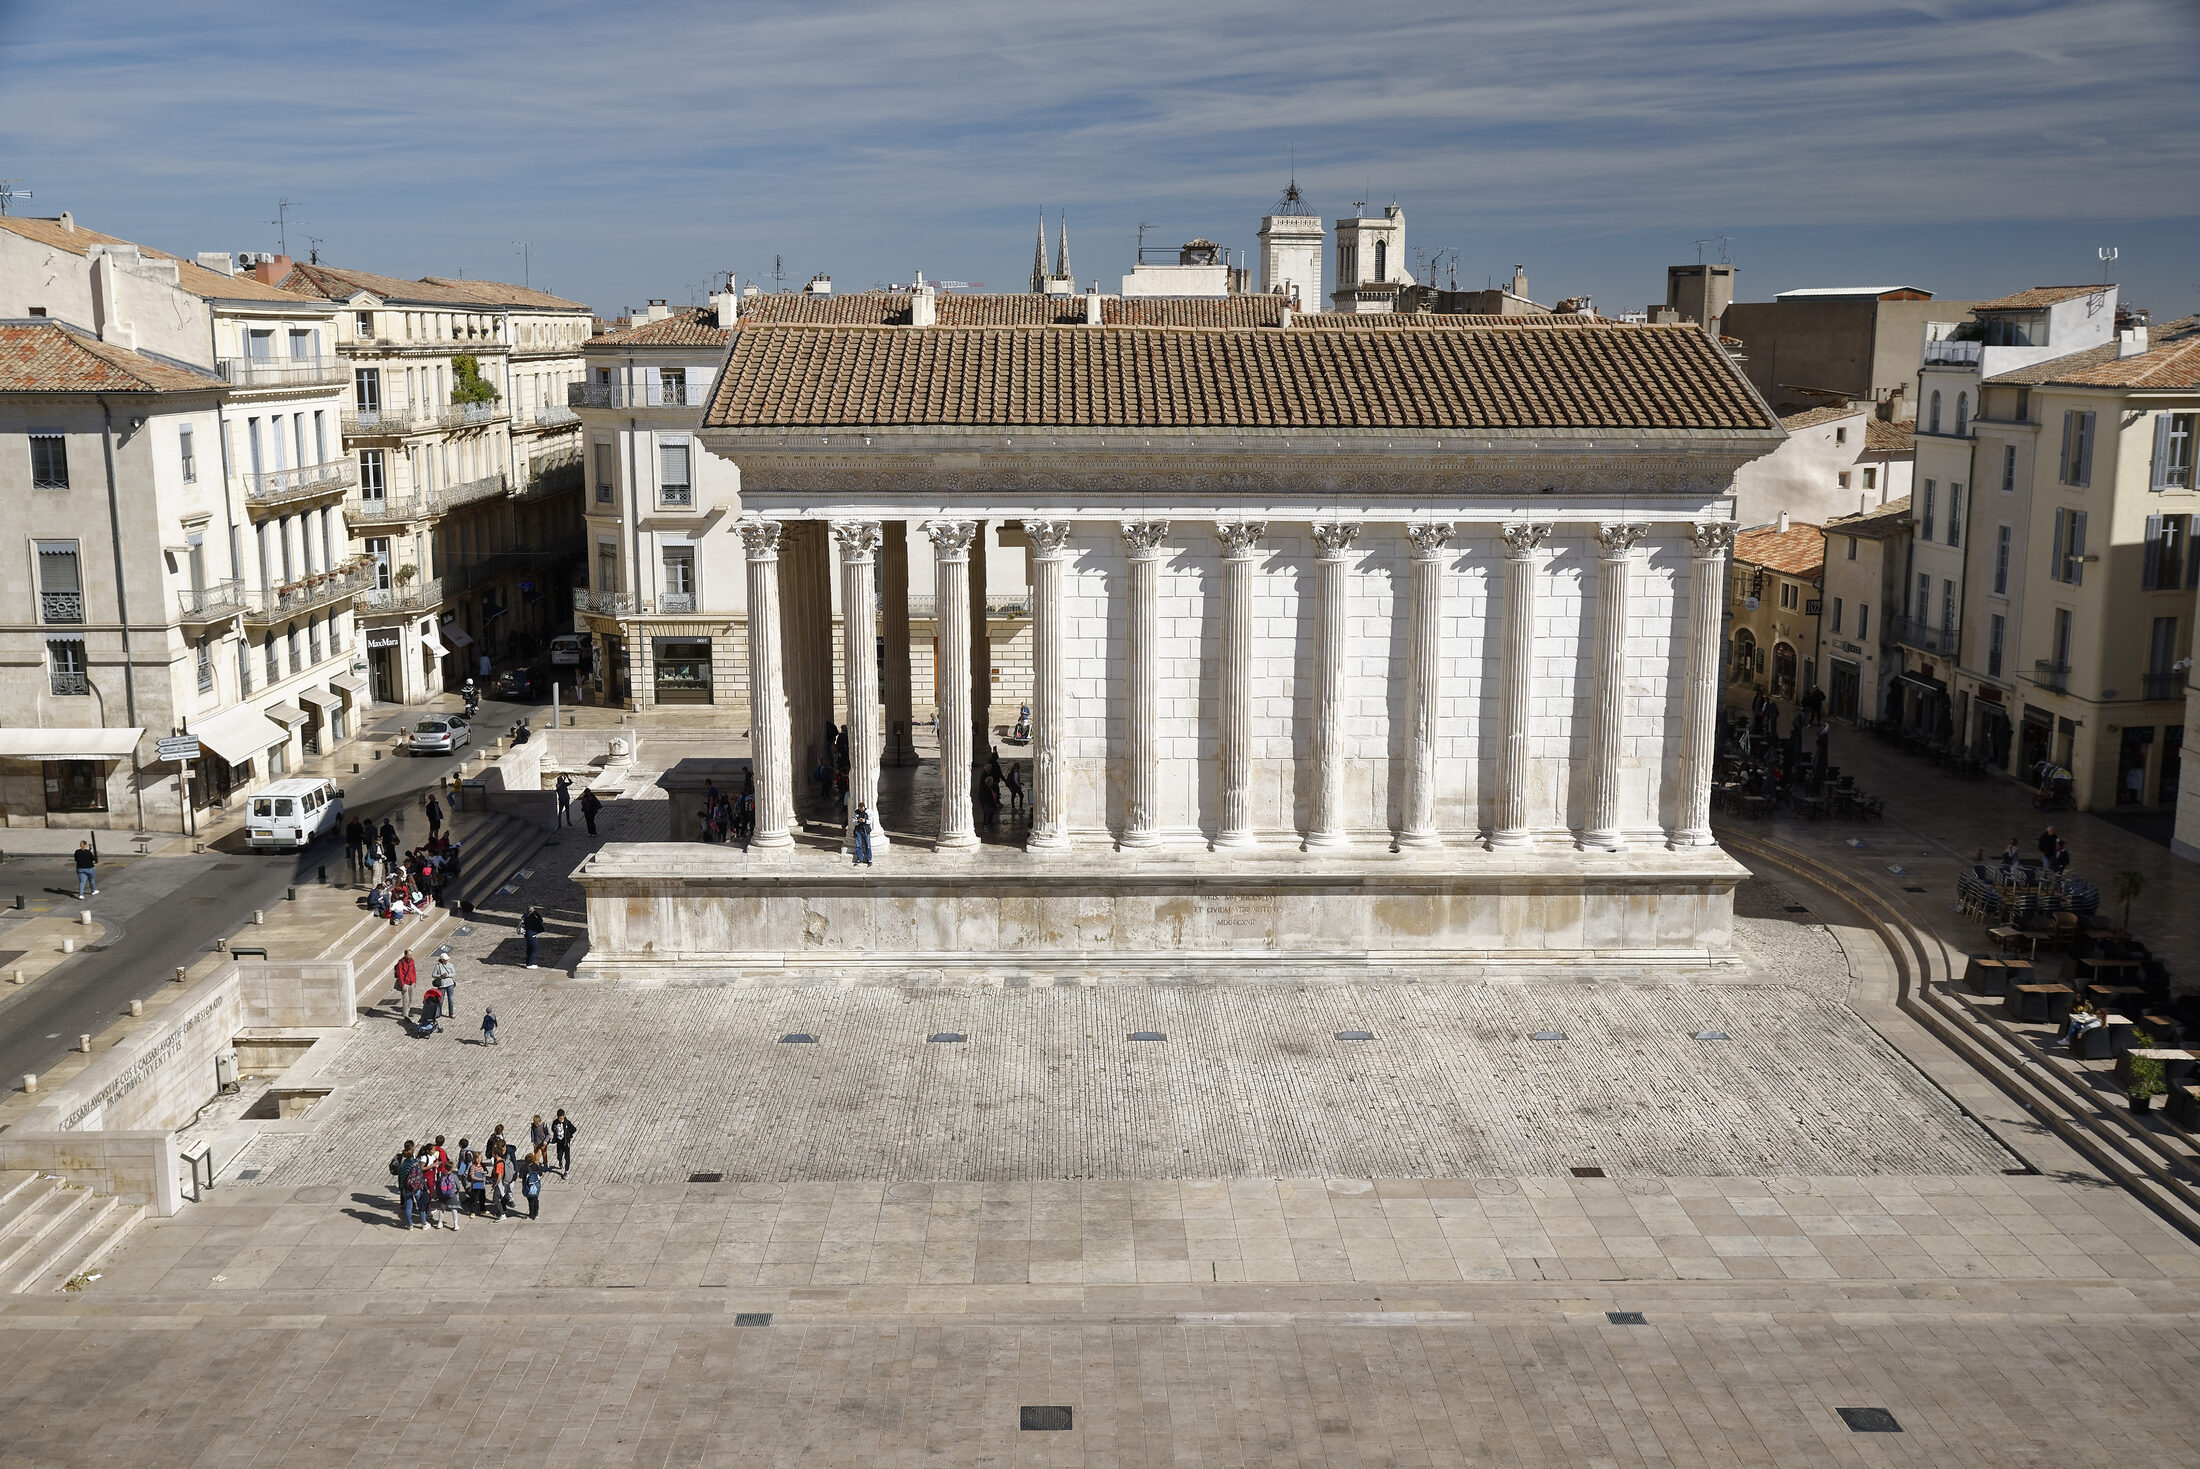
left=1054, top=212, right=1072, bottom=286
left=1029, top=213, right=1049, bottom=294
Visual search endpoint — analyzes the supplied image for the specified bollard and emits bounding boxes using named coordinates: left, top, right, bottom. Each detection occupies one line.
left=251, top=909, right=265, bottom=925
left=12, top=894, right=21, bottom=910
left=174, top=965, right=188, bottom=983
left=78, top=1034, right=91, bottom=1053
left=129, top=999, right=143, bottom=1017
left=21, top=1074, right=35, bottom=1094
left=318, top=865, right=328, bottom=885
left=214, top=937, right=227, bottom=952
left=352, top=762, right=360, bottom=774
left=8, top=968, right=23, bottom=985
left=79, top=909, right=93, bottom=925
left=373, top=749, right=381, bottom=761
left=61, top=938, right=74, bottom=954
left=286, top=886, right=297, bottom=902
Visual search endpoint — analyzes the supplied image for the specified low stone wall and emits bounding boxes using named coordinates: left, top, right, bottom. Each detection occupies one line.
left=0, top=957, right=353, bottom=1214
left=572, top=844, right=1746, bottom=980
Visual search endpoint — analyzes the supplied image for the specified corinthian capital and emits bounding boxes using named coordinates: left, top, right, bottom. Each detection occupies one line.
left=1500, top=522, right=1552, bottom=559
left=1405, top=521, right=1456, bottom=560
left=1119, top=519, right=1170, bottom=557
left=1311, top=520, right=1361, bottom=558
left=1021, top=519, right=1074, bottom=558
left=1688, top=521, right=1738, bottom=556
left=922, top=518, right=977, bottom=559
left=1215, top=520, right=1267, bottom=558
left=1596, top=522, right=1651, bottom=557
left=737, top=517, right=783, bottom=558
left=828, top=519, right=883, bottom=560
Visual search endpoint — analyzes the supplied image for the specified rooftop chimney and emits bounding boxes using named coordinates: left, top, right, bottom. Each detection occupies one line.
left=2118, top=323, right=2150, bottom=358
left=196, top=251, right=237, bottom=277
left=1776, top=510, right=1791, bottom=533
left=645, top=298, right=671, bottom=323
left=1083, top=283, right=1102, bottom=326
left=58, top=211, right=73, bottom=233
left=910, top=272, right=937, bottom=327
left=250, top=253, right=292, bottom=286
left=1511, top=265, right=1528, bottom=297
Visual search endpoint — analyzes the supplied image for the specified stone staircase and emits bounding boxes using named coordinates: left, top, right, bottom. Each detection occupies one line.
left=318, top=811, right=556, bottom=994
left=0, top=1169, right=145, bottom=1294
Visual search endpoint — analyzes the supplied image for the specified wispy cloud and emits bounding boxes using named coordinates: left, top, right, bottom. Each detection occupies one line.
left=1, top=0, right=2194, bottom=313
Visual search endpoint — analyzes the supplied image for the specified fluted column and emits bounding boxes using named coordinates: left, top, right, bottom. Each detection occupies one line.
left=1214, top=520, right=1265, bottom=849
left=739, top=518, right=795, bottom=848
left=831, top=519, right=886, bottom=855
left=1119, top=520, right=1169, bottom=848
left=1672, top=522, right=1736, bottom=848
left=1398, top=522, right=1455, bottom=849
left=969, top=520, right=991, bottom=766
left=1490, top=522, right=1552, bottom=849
left=881, top=521, right=918, bottom=767
left=1022, top=519, right=1073, bottom=852
left=925, top=520, right=979, bottom=850
left=1583, top=523, right=1649, bottom=851
left=1305, top=521, right=1361, bottom=850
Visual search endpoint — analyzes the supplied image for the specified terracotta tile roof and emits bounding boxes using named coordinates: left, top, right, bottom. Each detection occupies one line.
left=734, top=293, right=1297, bottom=328
left=1981, top=342, right=2119, bottom=385
left=1824, top=496, right=1912, bottom=541
left=1778, top=404, right=1862, bottom=432
left=1863, top=418, right=1914, bottom=454
left=591, top=307, right=733, bottom=348
left=0, top=217, right=318, bottom=304
left=281, top=263, right=589, bottom=312
left=706, top=320, right=1777, bottom=432
left=0, top=321, right=223, bottom=393
left=1290, top=312, right=1613, bottom=329
left=1975, top=285, right=2107, bottom=312
left=1997, top=317, right=2200, bottom=391
left=1734, top=521, right=1825, bottom=577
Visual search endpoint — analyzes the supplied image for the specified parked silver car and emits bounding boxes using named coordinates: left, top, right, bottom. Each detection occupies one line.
left=408, top=714, right=472, bottom=756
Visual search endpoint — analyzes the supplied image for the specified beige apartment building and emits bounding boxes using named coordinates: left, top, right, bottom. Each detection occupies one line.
left=0, top=217, right=376, bottom=827
left=277, top=262, right=591, bottom=703
left=1725, top=516, right=1824, bottom=703
left=1816, top=497, right=1911, bottom=724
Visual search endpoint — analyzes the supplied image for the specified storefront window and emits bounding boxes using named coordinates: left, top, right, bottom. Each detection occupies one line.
left=42, top=760, right=107, bottom=813
left=653, top=639, right=713, bottom=705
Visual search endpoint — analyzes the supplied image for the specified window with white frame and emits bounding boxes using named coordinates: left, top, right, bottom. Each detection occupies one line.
left=2143, top=514, right=2191, bottom=591
left=48, top=638, right=88, bottom=696
left=2001, top=443, right=2017, bottom=492
left=2061, top=410, right=2095, bottom=486
left=360, top=448, right=385, bottom=501
left=661, top=545, right=696, bottom=610
left=1995, top=525, right=2011, bottom=594
left=29, top=432, right=68, bottom=489
left=2050, top=507, right=2088, bottom=584
left=658, top=439, right=692, bottom=507
left=1988, top=614, right=2004, bottom=677
left=1947, top=484, right=1962, bottom=547
left=196, top=637, right=214, bottom=693
left=594, top=440, right=615, bottom=503
left=660, top=368, right=687, bottom=406
left=36, top=541, right=83, bottom=623
left=355, top=310, right=374, bottom=338
left=2154, top=412, right=2196, bottom=490
left=179, top=423, right=196, bottom=483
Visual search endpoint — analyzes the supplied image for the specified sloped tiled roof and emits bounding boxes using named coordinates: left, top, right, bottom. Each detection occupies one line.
left=706, top=320, right=1778, bottom=432
left=592, top=307, right=733, bottom=348
left=1734, top=521, right=1825, bottom=577
left=419, top=276, right=590, bottom=311
left=735, top=293, right=1297, bottom=329
left=1824, top=496, right=1913, bottom=541
left=1975, top=285, right=2105, bottom=312
left=0, top=217, right=319, bottom=304
left=1983, top=319, right=2200, bottom=390
left=281, top=263, right=587, bottom=312
left=1778, top=404, right=1862, bottom=432
left=0, top=321, right=224, bottom=393
left=1864, top=418, right=1914, bottom=454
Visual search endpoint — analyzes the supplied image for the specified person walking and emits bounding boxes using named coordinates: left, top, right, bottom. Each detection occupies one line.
left=521, top=907, right=545, bottom=969
left=579, top=787, right=601, bottom=835
left=1005, top=765, right=1024, bottom=816
left=424, top=792, right=443, bottom=841
left=379, top=817, right=400, bottom=870
left=389, top=1139, right=418, bottom=1224
left=852, top=804, right=873, bottom=867
left=2036, top=825, right=2058, bottom=865
left=432, top=951, right=457, bottom=1024
left=393, top=948, right=418, bottom=1019
left=344, top=816, right=366, bottom=876
left=529, top=1114, right=550, bottom=1166
left=481, top=1005, right=500, bottom=1045
left=455, top=1137, right=481, bottom=1216
left=550, top=1109, right=576, bottom=1175
left=401, top=1148, right=429, bottom=1230
left=519, top=1155, right=543, bottom=1220
left=556, top=774, right=573, bottom=827
left=73, top=840, right=98, bottom=898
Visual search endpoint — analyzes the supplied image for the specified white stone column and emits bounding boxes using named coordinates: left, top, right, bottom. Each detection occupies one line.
left=925, top=519, right=979, bottom=850
left=1490, top=522, right=1552, bottom=850
left=1022, top=519, right=1073, bottom=852
left=1119, top=519, right=1169, bottom=848
left=1214, top=520, right=1266, bottom=849
left=1672, top=521, right=1736, bottom=848
left=1583, top=522, right=1649, bottom=851
left=969, top=520, right=991, bottom=766
left=739, top=518, right=796, bottom=848
left=1398, top=522, right=1455, bottom=849
left=881, top=521, right=918, bottom=768
left=831, top=519, right=887, bottom=855
left=1305, top=520, right=1361, bottom=850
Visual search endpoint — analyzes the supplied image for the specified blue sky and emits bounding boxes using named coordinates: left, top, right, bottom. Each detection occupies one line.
left=3, top=0, right=2197, bottom=320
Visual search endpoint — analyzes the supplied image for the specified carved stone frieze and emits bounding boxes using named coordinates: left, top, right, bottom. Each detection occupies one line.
left=1118, top=519, right=1171, bottom=557
left=1500, top=522, right=1554, bottom=559
left=1020, top=518, right=1074, bottom=557
left=1405, top=521, right=1457, bottom=559
left=1311, top=521, right=1362, bottom=557
left=1215, top=520, right=1267, bottom=557
left=922, top=518, right=977, bottom=558
left=827, top=519, right=883, bottom=559
left=737, top=517, right=783, bottom=558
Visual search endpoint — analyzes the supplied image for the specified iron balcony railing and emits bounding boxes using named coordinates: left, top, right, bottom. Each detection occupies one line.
left=345, top=471, right=509, bottom=527
left=1890, top=614, right=1960, bottom=656
left=658, top=592, right=697, bottom=613
left=567, top=381, right=705, bottom=409
left=445, top=401, right=506, bottom=429
left=437, top=470, right=511, bottom=511
left=2033, top=660, right=2071, bottom=694
left=342, top=401, right=507, bottom=435
left=49, top=671, right=90, bottom=697
left=177, top=579, right=247, bottom=622
left=904, top=593, right=1031, bottom=619
left=2142, top=671, right=2183, bottom=700
left=528, top=405, right=580, bottom=428
left=573, top=588, right=635, bottom=615
left=218, top=355, right=349, bottom=388
left=40, top=591, right=85, bottom=624
left=362, top=577, right=446, bottom=615
left=657, top=485, right=694, bottom=509
left=246, top=565, right=375, bottom=623
left=243, top=459, right=356, bottom=507
left=1923, top=340, right=1982, bottom=367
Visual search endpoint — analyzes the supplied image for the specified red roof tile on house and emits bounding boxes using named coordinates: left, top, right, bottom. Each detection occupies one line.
left=1734, top=521, right=1826, bottom=577
left=0, top=216, right=318, bottom=304
left=591, top=307, right=733, bottom=348
left=1974, top=285, right=2108, bottom=312
left=1983, top=318, right=2200, bottom=390
left=0, top=322, right=223, bottom=393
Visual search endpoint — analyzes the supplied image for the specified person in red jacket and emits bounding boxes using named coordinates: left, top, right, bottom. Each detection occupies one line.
left=393, top=949, right=418, bottom=1019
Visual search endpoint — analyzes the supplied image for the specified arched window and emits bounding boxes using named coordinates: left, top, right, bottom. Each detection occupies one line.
left=1375, top=239, right=1387, bottom=281
left=1929, top=391, right=1942, bottom=434
left=1955, top=393, right=1969, bottom=436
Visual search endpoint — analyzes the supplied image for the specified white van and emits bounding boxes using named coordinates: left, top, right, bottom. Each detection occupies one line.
left=246, top=777, right=345, bottom=851
left=549, top=634, right=586, bottom=668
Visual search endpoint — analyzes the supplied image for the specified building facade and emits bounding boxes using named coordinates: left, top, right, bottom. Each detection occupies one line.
left=1817, top=497, right=1911, bottom=724
left=1728, top=403, right=1914, bottom=526
left=1725, top=517, right=1825, bottom=706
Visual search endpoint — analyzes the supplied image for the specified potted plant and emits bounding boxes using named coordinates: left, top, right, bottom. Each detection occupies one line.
left=394, top=564, right=418, bottom=589
left=2127, top=1050, right=2166, bottom=1113
left=2112, top=869, right=2146, bottom=931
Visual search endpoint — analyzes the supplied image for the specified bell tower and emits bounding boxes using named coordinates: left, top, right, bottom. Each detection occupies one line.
left=1257, top=176, right=1324, bottom=309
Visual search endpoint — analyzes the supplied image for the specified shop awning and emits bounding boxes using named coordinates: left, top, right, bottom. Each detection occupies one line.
left=264, top=702, right=309, bottom=727
left=296, top=686, right=342, bottom=711
left=190, top=705, right=288, bottom=765
left=1895, top=672, right=1947, bottom=696
left=422, top=626, right=449, bottom=658
left=0, top=726, right=144, bottom=762
left=438, top=617, right=474, bottom=648
left=330, top=673, right=368, bottom=701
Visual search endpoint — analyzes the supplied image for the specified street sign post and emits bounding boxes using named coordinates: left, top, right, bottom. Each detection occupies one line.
left=155, top=735, right=202, bottom=763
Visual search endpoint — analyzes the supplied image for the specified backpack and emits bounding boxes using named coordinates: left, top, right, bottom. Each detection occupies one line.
left=523, top=1170, right=541, bottom=1198
left=390, top=1153, right=409, bottom=1179
left=405, top=1163, right=428, bottom=1193
left=437, top=1170, right=458, bottom=1200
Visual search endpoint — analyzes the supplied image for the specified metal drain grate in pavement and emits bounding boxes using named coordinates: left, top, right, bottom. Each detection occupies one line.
left=1531, top=1030, right=1566, bottom=1042
left=235, top=1169, right=261, bottom=1181
left=1570, top=1166, right=1606, bottom=1179
left=1020, top=1407, right=1073, bottom=1431
left=1837, top=1408, right=1901, bottom=1433
left=1335, top=1030, right=1375, bottom=1041
left=1903, top=886, right=1928, bottom=893
left=734, top=1312, right=772, bottom=1327
left=1128, top=1031, right=1165, bottom=1041
left=779, top=1033, right=817, bottom=1044
left=928, top=1032, right=966, bottom=1043
left=1783, top=904, right=1808, bottom=913
left=1606, top=1311, right=1646, bottom=1325
left=688, top=1172, right=724, bottom=1184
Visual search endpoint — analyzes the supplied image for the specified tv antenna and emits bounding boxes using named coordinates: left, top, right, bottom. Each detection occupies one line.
left=266, top=198, right=302, bottom=255
left=1136, top=221, right=1154, bottom=262
left=1692, top=235, right=1732, bottom=265
left=513, top=241, right=533, bottom=289
left=305, top=234, right=324, bottom=265
left=2098, top=246, right=2118, bottom=283
left=772, top=254, right=786, bottom=292
left=0, top=179, right=30, bottom=216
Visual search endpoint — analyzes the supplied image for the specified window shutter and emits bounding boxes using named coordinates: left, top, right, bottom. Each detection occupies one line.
left=2077, top=412, right=2094, bottom=486
left=2155, top=413, right=2176, bottom=490
left=2144, top=515, right=2163, bottom=588
left=2050, top=508, right=2065, bottom=582
left=643, top=366, right=662, bottom=406
left=2070, top=509, right=2087, bottom=585
left=2060, top=411, right=2073, bottom=482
